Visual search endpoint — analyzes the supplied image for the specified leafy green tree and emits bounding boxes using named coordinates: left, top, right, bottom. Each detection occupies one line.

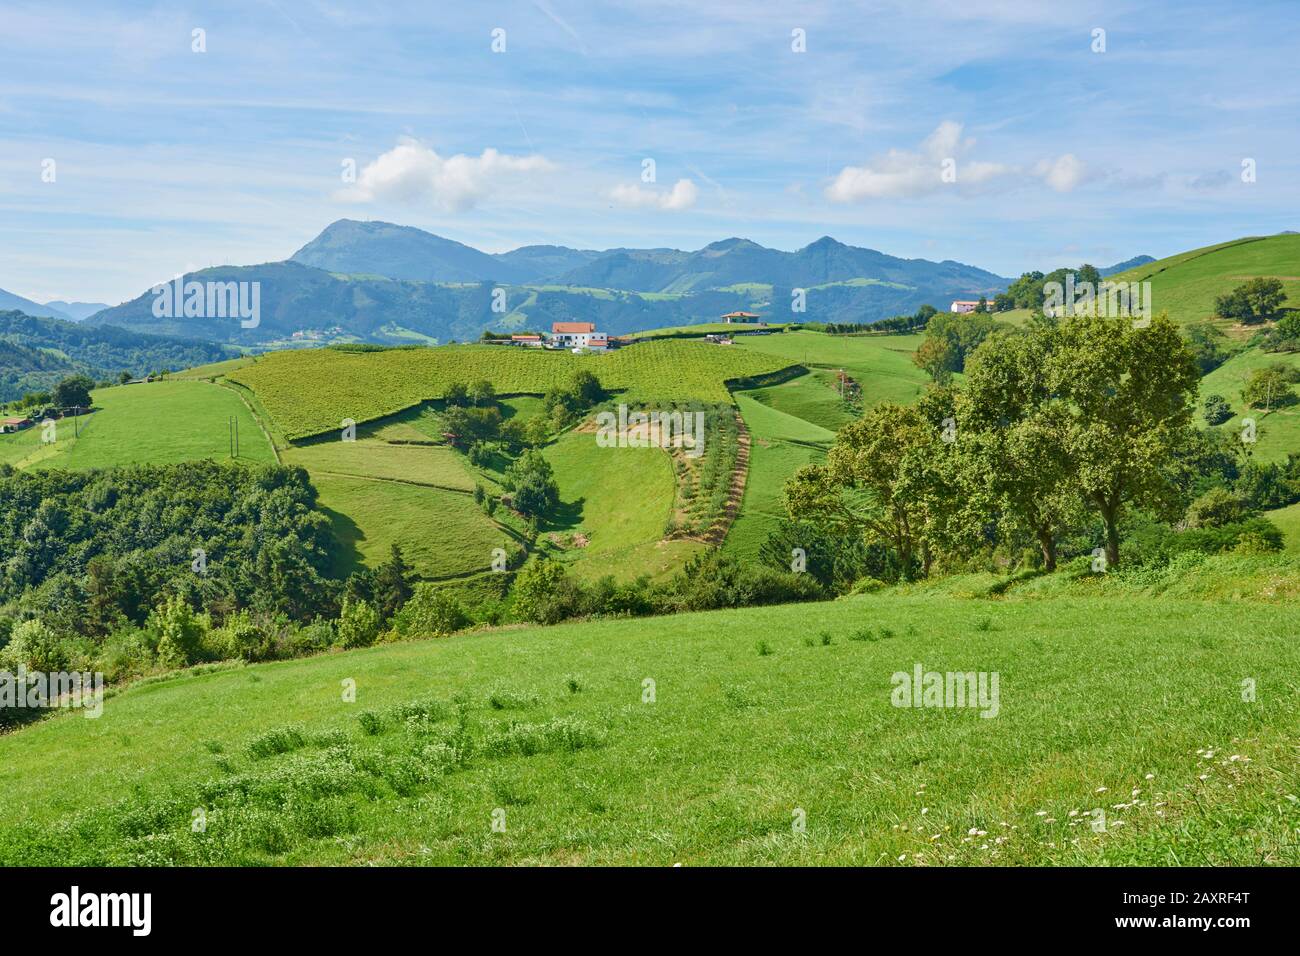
left=1262, top=312, right=1300, bottom=352
left=150, top=595, right=208, bottom=669
left=569, top=370, right=605, bottom=405
left=786, top=401, right=945, bottom=579
left=1202, top=393, right=1233, bottom=425
left=1186, top=487, right=1248, bottom=528
left=468, top=379, right=496, bottom=407
left=912, top=334, right=959, bottom=384
left=215, top=610, right=273, bottom=662
left=52, top=374, right=94, bottom=409
left=442, top=405, right=502, bottom=447
left=1216, top=277, right=1287, bottom=324
left=957, top=326, right=1082, bottom=571
left=444, top=381, right=469, bottom=407
left=912, top=312, right=1002, bottom=383
left=1242, top=364, right=1299, bottom=410
left=0, top=619, right=66, bottom=672
left=511, top=560, right=579, bottom=624
left=504, top=449, right=559, bottom=517
left=337, top=597, right=382, bottom=648
left=1184, top=321, right=1232, bottom=374
left=395, top=584, right=469, bottom=637
left=373, top=544, right=415, bottom=620
left=1045, top=313, right=1201, bottom=568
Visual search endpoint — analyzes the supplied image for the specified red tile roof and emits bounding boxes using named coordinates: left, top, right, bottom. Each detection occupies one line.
left=552, top=321, right=595, bottom=334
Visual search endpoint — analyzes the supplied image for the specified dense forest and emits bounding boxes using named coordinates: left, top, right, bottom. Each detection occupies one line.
left=0, top=310, right=235, bottom=402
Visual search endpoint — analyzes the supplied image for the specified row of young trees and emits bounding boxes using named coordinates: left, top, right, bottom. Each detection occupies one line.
left=788, top=313, right=1206, bottom=575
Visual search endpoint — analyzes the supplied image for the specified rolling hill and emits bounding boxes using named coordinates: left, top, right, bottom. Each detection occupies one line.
left=1108, top=233, right=1300, bottom=328
left=42, top=299, right=111, bottom=321
left=0, top=287, right=72, bottom=320
left=0, top=310, right=236, bottom=403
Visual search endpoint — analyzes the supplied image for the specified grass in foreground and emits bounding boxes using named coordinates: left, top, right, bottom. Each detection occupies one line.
left=1, top=583, right=1296, bottom=866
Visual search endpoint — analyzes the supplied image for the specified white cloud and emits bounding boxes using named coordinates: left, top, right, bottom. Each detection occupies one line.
left=337, top=139, right=553, bottom=212
left=827, top=123, right=1095, bottom=201
left=826, top=121, right=1014, bottom=201
left=609, top=178, right=698, bottom=211
left=1033, top=154, right=1088, bottom=192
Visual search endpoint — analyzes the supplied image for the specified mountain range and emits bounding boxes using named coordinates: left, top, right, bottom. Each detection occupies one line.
left=6, top=220, right=1153, bottom=347
left=79, top=221, right=1014, bottom=345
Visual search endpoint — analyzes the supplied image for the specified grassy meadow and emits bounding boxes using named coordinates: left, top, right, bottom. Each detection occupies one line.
left=2, top=571, right=1296, bottom=866
left=540, top=428, right=704, bottom=581
left=311, top=473, right=512, bottom=580
left=0, top=380, right=274, bottom=470
left=1108, top=233, right=1300, bottom=330
left=1199, top=346, right=1300, bottom=463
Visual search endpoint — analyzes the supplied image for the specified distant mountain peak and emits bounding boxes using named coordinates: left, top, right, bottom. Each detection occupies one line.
left=703, top=237, right=760, bottom=251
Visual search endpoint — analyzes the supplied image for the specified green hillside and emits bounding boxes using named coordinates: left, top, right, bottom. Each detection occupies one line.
left=0, top=380, right=274, bottom=470
left=540, top=428, right=704, bottom=581
left=1199, top=347, right=1300, bottom=463
left=2, top=572, right=1297, bottom=866
left=734, top=330, right=928, bottom=406
left=1108, top=234, right=1300, bottom=329
left=228, top=340, right=794, bottom=440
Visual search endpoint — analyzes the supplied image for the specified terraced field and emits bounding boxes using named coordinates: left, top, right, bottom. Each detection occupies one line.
left=724, top=392, right=834, bottom=560
left=228, top=340, right=793, bottom=440
left=733, top=329, right=928, bottom=407
left=282, top=440, right=475, bottom=492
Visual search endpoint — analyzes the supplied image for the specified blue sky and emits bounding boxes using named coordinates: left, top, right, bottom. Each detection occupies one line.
left=2, top=0, right=1297, bottom=304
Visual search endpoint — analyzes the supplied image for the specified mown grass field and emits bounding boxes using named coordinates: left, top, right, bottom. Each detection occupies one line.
left=283, top=440, right=475, bottom=492
left=228, top=341, right=793, bottom=440
left=0, top=380, right=274, bottom=470
left=733, top=329, right=928, bottom=406
left=540, top=428, right=704, bottom=581
left=1108, top=234, right=1300, bottom=329
left=311, top=473, right=512, bottom=580
left=1, top=576, right=1296, bottom=866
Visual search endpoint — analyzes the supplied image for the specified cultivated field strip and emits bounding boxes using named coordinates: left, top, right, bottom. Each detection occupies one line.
left=227, top=341, right=794, bottom=439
